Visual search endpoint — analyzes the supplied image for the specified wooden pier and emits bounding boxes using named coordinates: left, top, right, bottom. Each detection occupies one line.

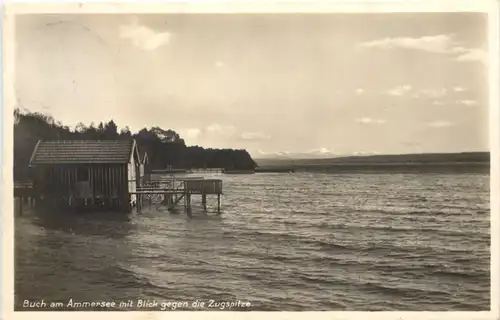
left=14, top=182, right=37, bottom=215
left=131, top=177, right=223, bottom=214
left=14, top=177, right=223, bottom=216
left=15, top=139, right=225, bottom=216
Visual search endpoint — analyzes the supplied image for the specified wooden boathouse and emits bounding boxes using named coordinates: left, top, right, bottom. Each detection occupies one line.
left=29, top=139, right=141, bottom=212
left=16, top=139, right=224, bottom=215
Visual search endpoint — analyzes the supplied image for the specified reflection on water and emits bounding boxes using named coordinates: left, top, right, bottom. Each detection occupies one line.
left=15, top=172, right=490, bottom=311
left=32, top=209, right=135, bottom=238
left=15, top=210, right=138, bottom=308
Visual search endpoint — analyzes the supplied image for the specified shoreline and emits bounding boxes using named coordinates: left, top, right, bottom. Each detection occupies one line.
left=254, top=162, right=489, bottom=174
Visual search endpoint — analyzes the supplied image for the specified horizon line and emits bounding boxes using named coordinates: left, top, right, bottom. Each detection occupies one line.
left=253, top=150, right=490, bottom=160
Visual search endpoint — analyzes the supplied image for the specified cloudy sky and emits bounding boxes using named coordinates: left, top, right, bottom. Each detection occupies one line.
left=15, top=13, right=489, bottom=157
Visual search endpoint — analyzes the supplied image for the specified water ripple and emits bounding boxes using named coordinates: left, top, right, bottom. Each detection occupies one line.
left=15, top=172, right=490, bottom=311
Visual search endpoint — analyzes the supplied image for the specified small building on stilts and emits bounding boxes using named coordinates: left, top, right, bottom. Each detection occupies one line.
left=28, top=139, right=141, bottom=212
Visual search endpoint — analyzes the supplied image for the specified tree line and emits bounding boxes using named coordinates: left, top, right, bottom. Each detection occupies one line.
left=14, top=109, right=257, bottom=180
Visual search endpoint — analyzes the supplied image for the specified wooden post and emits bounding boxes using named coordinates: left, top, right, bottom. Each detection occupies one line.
left=186, top=193, right=192, bottom=218
left=23, top=187, right=29, bottom=205
left=34, top=190, right=39, bottom=209
left=202, top=193, right=207, bottom=211
left=217, top=194, right=221, bottom=214
left=166, top=194, right=173, bottom=209
left=137, top=194, right=142, bottom=214
left=140, top=194, right=143, bottom=213
left=90, top=166, right=95, bottom=207
left=18, top=197, right=23, bottom=216
left=186, top=194, right=191, bottom=210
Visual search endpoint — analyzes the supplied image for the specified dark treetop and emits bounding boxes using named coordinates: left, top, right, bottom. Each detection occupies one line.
left=13, top=109, right=257, bottom=180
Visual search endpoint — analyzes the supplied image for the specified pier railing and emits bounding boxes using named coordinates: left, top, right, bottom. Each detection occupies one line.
left=138, top=177, right=222, bottom=194
left=133, top=177, right=223, bottom=214
left=139, top=176, right=206, bottom=190
left=14, top=182, right=33, bottom=188
left=14, top=182, right=34, bottom=196
left=184, top=179, right=222, bottom=194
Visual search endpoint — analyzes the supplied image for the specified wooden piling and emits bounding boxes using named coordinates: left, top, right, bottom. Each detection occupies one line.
left=140, top=194, right=143, bottom=213
left=129, top=177, right=222, bottom=215
left=166, top=194, right=173, bottom=208
left=19, top=197, right=23, bottom=215
left=202, top=194, right=207, bottom=211
left=136, top=195, right=142, bottom=214
left=217, top=194, right=221, bottom=214
left=186, top=194, right=192, bottom=210
left=186, top=192, right=192, bottom=217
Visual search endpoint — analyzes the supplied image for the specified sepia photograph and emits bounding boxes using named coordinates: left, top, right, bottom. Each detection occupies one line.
left=2, top=1, right=498, bottom=317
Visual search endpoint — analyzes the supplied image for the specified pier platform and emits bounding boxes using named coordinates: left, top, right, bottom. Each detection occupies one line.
left=14, top=177, right=223, bottom=216
left=132, top=178, right=223, bottom=214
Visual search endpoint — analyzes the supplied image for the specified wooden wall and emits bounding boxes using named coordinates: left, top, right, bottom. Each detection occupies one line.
left=35, top=164, right=129, bottom=201
left=184, top=179, right=222, bottom=194
left=89, top=164, right=128, bottom=199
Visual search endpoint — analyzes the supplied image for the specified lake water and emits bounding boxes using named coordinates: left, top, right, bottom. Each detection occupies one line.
left=14, top=172, right=490, bottom=311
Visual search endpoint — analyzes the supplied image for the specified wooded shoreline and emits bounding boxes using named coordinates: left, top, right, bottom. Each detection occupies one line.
left=14, top=109, right=257, bottom=181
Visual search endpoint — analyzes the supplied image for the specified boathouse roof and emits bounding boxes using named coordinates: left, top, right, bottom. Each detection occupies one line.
left=29, top=139, right=139, bottom=165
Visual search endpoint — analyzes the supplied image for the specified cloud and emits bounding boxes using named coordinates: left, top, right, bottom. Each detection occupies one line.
left=356, top=117, right=386, bottom=125
left=215, top=61, right=225, bottom=68
left=206, top=123, right=237, bottom=136
left=306, top=148, right=335, bottom=156
left=359, top=34, right=457, bottom=53
left=359, top=34, right=486, bottom=64
left=180, top=124, right=243, bottom=142
left=452, top=86, right=467, bottom=92
left=240, top=131, right=271, bottom=141
left=432, top=100, right=446, bottom=106
left=256, top=150, right=291, bottom=157
left=386, top=85, right=412, bottom=96
left=455, top=48, right=488, bottom=64
left=417, top=88, right=448, bottom=99
left=384, top=86, right=450, bottom=99
left=182, top=124, right=271, bottom=143
left=456, top=99, right=478, bottom=106
left=426, top=120, right=454, bottom=128
left=120, top=20, right=171, bottom=51
left=355, top=88, right=365, bottom=95
left=184, top=128, right=201, bottom=139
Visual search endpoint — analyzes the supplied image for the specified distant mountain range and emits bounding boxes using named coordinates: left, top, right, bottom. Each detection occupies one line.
left=254, top=148, right=338, bottom=160
left=255, top=151, right=490, bottom=167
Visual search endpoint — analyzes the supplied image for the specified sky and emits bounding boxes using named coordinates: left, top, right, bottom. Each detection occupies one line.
left=15, top=13, right=489, bottom=157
